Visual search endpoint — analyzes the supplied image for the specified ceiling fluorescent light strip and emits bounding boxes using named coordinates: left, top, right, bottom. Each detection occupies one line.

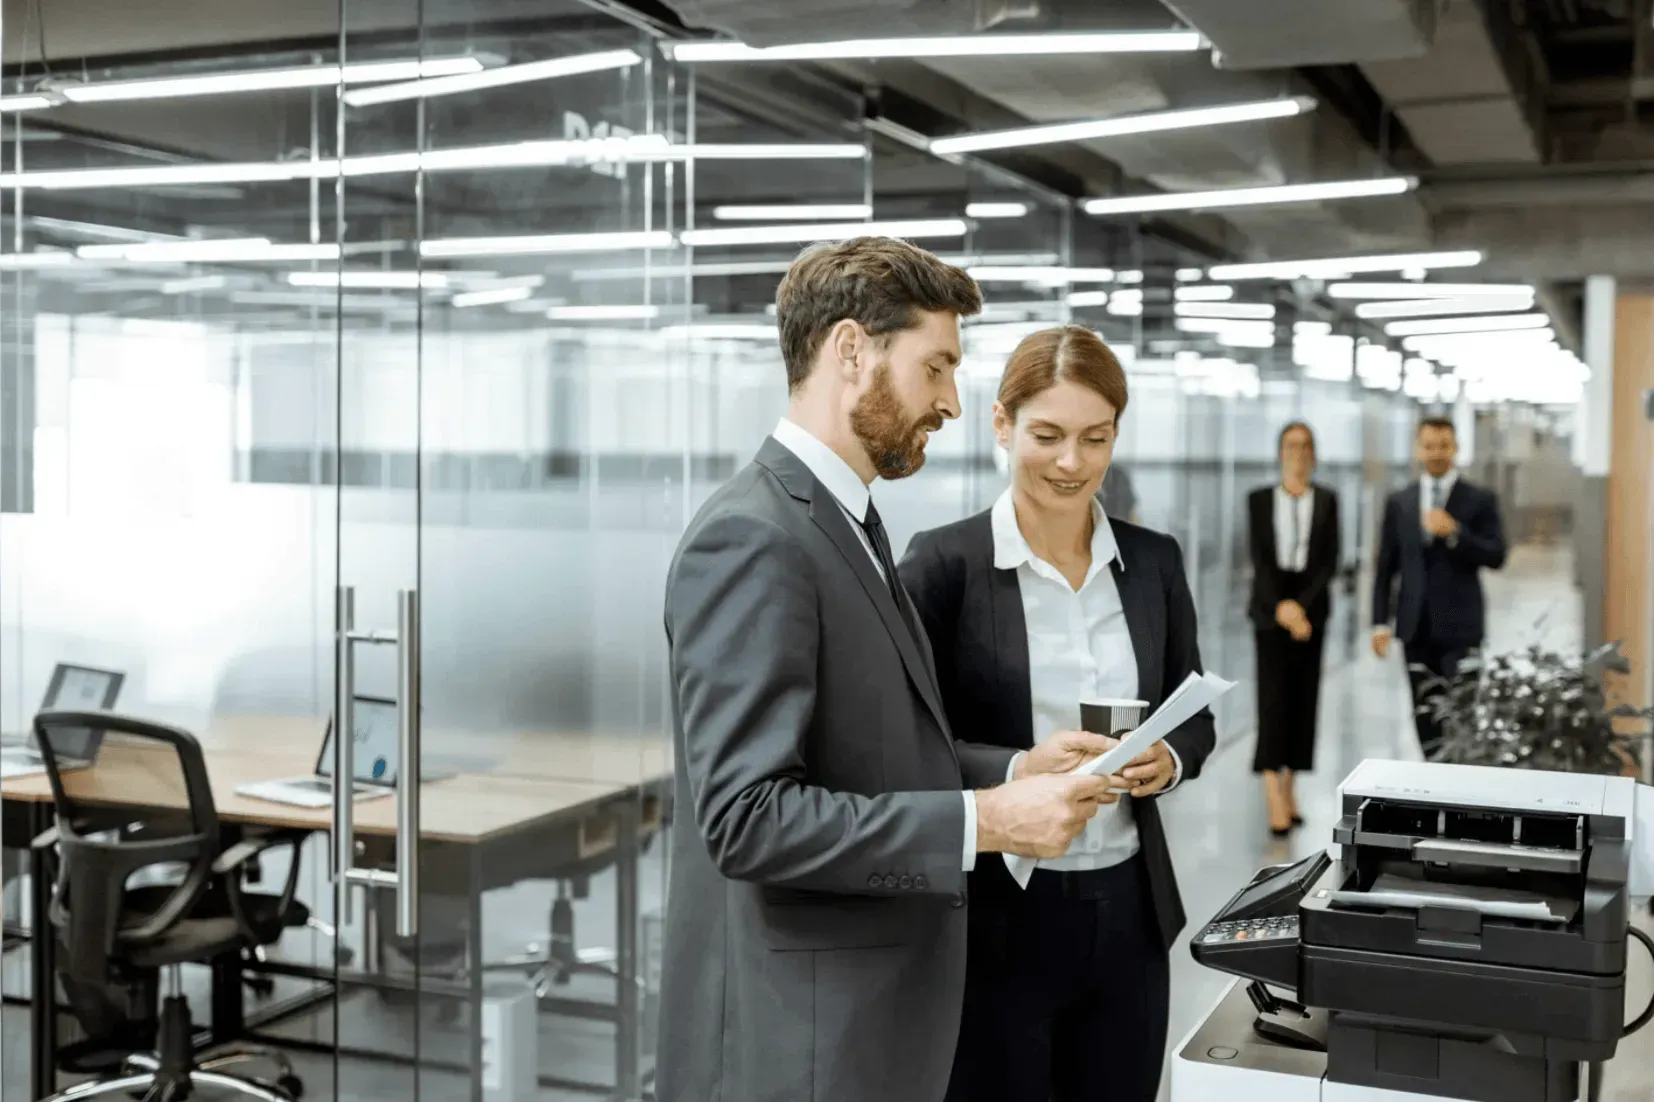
left=421, top=230, right=675, bottom=258
left=1083, top=176, right=1416, bottom=217
left=451, top=285, right=535, bottom=308
left=968, top=266, right=1115, bottom=284
left=666, top=31, right=1205, bottom=63
left=965, top=202, right=1030, bottom=218
left=58, top=57, right=483, bottom=105
left=680, top=218, right=966, bottom=247
left=1327, top=281, right=1533, bottom=299
left=1174, top=301, right=1275, bottom=320
left=1384, top=312, right=1551, bottom=337
left=6, top=138, right=859, bottom=190
left=0, top=93, right=54, bottom=112
left=712, top=204, right=873, bottom=221
left=1354, top=293, right=1535, bottom=320
left=930, top=96, right=1315, bottom=156
left=342, top=49, right=641, bottom=108
left=1207, top=250, right=1483, bottom=281
left=288, top=271, right=450, bottom=290
left=545, top=304, right=661, bottom=320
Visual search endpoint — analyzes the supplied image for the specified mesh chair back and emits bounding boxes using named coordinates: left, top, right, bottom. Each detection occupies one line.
left=32, top=710, right=220, bottom=986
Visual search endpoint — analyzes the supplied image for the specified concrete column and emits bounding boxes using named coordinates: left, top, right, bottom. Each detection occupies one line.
left=1605, top=294, right=1654, bottom=716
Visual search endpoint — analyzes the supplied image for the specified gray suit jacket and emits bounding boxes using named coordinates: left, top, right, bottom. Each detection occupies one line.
left=655, top=437, right=1018, bottom=1102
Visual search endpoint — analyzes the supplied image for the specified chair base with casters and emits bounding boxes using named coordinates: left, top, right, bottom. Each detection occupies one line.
left=45, top=974, right=302, bottom=1102
left=481, top=877, right=621, bottom=997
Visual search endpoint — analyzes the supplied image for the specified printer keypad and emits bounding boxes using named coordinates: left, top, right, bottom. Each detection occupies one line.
left=1199, top=916, right=1299, bottom=944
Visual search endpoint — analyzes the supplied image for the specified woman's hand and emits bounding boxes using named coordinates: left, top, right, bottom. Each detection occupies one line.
left=1120, top=742, right=1178, bottom=797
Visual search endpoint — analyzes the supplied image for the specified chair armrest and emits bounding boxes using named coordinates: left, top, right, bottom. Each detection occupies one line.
left=219, top=830, right=309, bottom=938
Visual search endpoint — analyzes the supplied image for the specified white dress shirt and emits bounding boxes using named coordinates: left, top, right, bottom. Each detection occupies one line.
left=993, top=489, right=1183, bottom=872
left=1273, top=485, right=1315, bottom=572
left=1420, top=470, right=1458, bottom=544
left=770, top=418, right=981, bottom=873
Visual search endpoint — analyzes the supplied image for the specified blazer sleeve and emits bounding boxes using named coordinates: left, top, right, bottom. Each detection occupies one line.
left=1300, top=489, right=1341, bottom=610
left=668, top=509, right=967, bottom=898
left=1248, top=490, right=1280, bottom=613
left=1371, top=495, right=1400, bottom=628
left=1158, top=533, right=1217, bottom=784
left=1446, top=487, right=1508, bottom=570
left=898, top=531, right=1018, bottom=791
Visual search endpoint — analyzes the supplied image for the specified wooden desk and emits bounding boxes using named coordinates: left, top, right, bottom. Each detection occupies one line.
left=2, top=714, right=673, bottom=1102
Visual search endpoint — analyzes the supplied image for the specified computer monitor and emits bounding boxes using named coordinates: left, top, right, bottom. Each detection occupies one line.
left=315, top=695, right=399, bottom=786
left=34, top=663, right=125, bottom=761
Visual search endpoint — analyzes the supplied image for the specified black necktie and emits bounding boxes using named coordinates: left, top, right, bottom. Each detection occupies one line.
left=860, top=501, right=905, bottom=610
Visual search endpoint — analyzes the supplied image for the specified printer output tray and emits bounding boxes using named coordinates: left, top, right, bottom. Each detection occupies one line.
left=1301, top=864, right=1626, bottom=976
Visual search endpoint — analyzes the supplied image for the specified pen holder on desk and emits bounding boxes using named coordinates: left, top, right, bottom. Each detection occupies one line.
left=1081, top=698, right=1147, bottom=739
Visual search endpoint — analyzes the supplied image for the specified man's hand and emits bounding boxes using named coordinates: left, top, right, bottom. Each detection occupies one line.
left=975, top=773, right=1120, bottom=859
left=1014, top=730, right=1117, bottom=780
left=1119, top=742, right=1177, bottom=798
left=1276, top=599, right=1311, bottom=642
left=1425, top=509, right=1459, bottom=540
left=1372, top=626, right=1392, bottom=658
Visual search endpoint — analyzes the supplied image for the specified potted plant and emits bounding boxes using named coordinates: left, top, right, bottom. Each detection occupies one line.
left=1423, top=641, right=1654, bottom=775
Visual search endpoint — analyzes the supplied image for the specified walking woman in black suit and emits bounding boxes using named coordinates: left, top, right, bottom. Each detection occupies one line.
left=1247, top=421, right=1340, bottom=835
left=899, top=326, right=1217, bottom=1102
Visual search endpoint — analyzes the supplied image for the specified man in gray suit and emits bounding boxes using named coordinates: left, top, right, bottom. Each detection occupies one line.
left=657, top=237, right=1121, bottom=1102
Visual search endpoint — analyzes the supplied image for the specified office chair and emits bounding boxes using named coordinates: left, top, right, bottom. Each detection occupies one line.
left=33, top=709, right=307, bottom=1102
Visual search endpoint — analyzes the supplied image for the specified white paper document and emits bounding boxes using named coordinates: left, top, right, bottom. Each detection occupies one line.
left=1003, top=671, right=1236, bottom=889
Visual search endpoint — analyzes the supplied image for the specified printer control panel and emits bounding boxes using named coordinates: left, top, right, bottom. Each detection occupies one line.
left=1200, top=915, right=1299, bottom=945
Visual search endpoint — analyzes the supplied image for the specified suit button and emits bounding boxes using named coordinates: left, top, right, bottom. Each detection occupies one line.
left=950, top=893, right=965, bottom=908
left=883, top=875, right=898, bottom=889
left=899, top=875, right=912, bottom=889
left=868, top=874, right=882, bottom=889
left=914, top=875, right=928, bottom=890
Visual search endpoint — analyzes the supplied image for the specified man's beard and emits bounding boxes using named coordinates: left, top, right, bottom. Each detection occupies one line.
left=850, top=362, right=943, bottom=480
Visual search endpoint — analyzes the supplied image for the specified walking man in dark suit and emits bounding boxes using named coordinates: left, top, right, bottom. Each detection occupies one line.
left=1371, top=416, right=1508, bottom=757
left=656, top=237, right=1122, bottom=1102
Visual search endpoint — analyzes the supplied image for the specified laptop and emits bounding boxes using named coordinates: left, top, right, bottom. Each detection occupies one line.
left=0, top=663, right=125, bottom=779
left=235, top=695, right=405, bottom=808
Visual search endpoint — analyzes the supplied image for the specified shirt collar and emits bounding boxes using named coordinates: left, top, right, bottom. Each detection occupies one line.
left=1423, top=469, right=1459, bottom=496
left=772, top=417, right=871, bottom=523
left=991, top=487, right=1123, bottom=574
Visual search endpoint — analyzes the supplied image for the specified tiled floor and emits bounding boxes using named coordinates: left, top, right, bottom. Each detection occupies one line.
left=4, top=543, right=1650, bottom=1100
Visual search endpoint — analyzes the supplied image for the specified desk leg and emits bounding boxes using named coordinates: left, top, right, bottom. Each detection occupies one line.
left=210, top=949, right=246, bottom=1043
left=615, top=799, right=640, bottom=1101
left=469, top=852, right=484, bottom=1102
left=29, top=802, right=56, bottom=1101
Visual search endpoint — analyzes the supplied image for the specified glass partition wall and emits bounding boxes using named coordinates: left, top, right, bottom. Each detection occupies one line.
left=2, top=9, right=1426, bottom=1099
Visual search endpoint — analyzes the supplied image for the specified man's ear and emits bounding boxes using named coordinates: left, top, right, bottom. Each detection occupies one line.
left=827, top=319, right=863, bottom=379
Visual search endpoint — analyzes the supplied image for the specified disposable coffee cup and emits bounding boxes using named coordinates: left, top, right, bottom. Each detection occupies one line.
left=1080, top=697, right=1149, bottom=738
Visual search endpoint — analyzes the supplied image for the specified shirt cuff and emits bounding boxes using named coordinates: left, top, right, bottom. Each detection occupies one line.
left=1160, top=741, right=1185, bottom=794
left=962, top=791, right=977, bottom=872
left=1005, top=752, right=1023, bottom=785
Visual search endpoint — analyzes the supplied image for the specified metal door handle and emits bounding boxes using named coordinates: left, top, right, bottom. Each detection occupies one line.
left=394, top=588, right=421, bottom=938
left=332, top=586, right=356, bottom=912
left=333, top=586, right=421, bottom=937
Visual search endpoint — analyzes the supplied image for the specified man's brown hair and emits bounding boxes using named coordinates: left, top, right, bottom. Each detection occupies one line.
left=997, top=325, right=1129, bottom=423
left=774, top=236, right=983, bottom=392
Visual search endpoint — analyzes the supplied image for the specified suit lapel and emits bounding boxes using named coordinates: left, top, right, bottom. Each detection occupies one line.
left=987, top=550, right=1035, bottom=750
left=1112, top=546, right=1161, bottom=708
left=1256, top=490, right=1278, bottom=564
left=755, top=439, right=952, bottom=736
left=1401, top=482, right=1423, bottom=553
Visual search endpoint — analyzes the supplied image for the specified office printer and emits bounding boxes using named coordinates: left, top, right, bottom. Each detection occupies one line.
left=1173, top=760, right=1654, bottom=1102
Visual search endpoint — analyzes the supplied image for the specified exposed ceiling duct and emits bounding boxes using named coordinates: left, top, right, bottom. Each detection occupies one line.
left=1360, top=1, right=1541, bottom=165
left=1157, top=0, right=1438, bottom=69
left=653, top=0, right=1043, bottom=45
left=1437, top=203, right=1654, bottom=281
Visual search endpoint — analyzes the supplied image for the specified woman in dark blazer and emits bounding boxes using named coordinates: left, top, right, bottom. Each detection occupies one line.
left=1247, top=421, right=1340, bottom=835
left=898, top=326, right=1216, bottom=1102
